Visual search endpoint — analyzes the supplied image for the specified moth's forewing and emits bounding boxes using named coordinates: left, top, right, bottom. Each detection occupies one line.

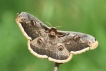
left=16, top=12, right=48, bottom=40
left=57, top=31, right=98, bottom=54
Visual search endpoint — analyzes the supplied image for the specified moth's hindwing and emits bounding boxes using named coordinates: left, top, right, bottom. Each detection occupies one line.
left=16, top=12, right=98, bottom=63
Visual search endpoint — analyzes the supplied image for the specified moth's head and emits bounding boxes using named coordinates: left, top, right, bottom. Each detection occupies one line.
left=48, top=27, right=57, bottom=39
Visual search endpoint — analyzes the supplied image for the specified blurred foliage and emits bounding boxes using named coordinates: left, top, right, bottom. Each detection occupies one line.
left=0, top=0, right=106, bottom=71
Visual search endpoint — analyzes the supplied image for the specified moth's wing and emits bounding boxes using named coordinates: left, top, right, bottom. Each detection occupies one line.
left=16, top=12, right=49, bottom=40
left=28, top=37, right=73, bottom=63
left=57, top=31, right=98, bottom=54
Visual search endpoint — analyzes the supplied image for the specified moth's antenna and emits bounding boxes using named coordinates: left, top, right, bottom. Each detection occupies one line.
left=55, top=26, right=62, bottom=28
left=46, top=22, right=62, bottom=29
left=46, top=22, right=53, bottom=27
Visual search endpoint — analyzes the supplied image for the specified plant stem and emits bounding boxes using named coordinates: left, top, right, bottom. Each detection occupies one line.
left=53, top=63, right=61, bottom=71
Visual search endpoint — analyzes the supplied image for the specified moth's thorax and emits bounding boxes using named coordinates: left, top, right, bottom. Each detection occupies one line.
left=38, top=28, right=61, bottom=45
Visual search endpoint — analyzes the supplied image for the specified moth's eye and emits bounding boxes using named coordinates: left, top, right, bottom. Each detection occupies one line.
left=58, top=45, right=64, bottom=51
left=73, top=35, right=80, bottom=41
left=37, top=38, right=43, bottom=45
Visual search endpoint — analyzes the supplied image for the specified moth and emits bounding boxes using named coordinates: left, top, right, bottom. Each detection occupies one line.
left=16, top=12, right=98, bottom=63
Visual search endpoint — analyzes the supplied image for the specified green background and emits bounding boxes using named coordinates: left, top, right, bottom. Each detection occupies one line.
left=0, top=0, right=105, bottom=71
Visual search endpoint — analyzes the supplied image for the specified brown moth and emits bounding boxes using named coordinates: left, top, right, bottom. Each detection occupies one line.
left=15, top=12, right=98, bottom=63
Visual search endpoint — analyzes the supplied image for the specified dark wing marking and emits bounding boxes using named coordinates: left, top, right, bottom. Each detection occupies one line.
left=57, top=31, right=98, bottom=54
left=16, top=12, right=49, bottom=40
